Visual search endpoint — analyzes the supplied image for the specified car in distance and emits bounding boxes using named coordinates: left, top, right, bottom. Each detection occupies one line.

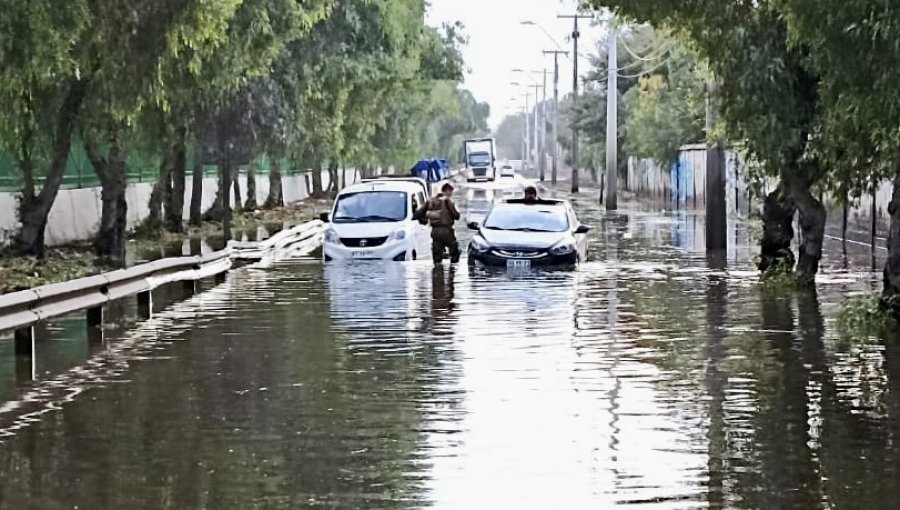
left=322, top=179, right=430, bottom=262
left=499, top=164, right=515, bottom=179
left=466, top=198, right=589, bottom=268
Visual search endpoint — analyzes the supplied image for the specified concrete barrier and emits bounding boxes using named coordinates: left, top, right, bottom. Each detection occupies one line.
left=0, top=169, right=362, bottom=247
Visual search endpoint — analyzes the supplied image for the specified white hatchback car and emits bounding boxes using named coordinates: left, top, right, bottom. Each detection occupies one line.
left=499, top=165, right=516, bottom=179
left=322, top=179, right=432, bottom=262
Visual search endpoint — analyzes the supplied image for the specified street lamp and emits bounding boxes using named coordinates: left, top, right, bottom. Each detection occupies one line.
left=520, top=20, right=565, bottom=51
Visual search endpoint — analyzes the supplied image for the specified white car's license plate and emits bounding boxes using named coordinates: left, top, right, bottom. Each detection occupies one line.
left=507, top=259, right=530, bottom=268
left=351, top=250, right=370, bottom=258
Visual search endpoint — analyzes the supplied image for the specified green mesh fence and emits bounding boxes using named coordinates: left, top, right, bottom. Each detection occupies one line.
left=0, top=147, right=308, bottom=192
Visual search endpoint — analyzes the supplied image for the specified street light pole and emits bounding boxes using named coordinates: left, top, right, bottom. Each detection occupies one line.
left=529, top=84, right=541, bottom=177
left=519, top=107, right=527, bottom=162
left=544, top=50, right=567, bottom=186
left=605, top=16, right=618, bottom=210
left=524, top=92, right=531, bottom=174
left=540, top=68, right=548, bottom=182
left=559, top=13, right=593, bottom=194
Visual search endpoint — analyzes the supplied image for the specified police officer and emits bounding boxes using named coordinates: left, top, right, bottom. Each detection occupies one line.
left=416, top=183, right=461, bottom=264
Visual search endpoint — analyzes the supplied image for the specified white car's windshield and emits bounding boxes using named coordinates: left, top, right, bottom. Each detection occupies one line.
left=483, top=206, right=569, bottom=232
left=333, top=191, right=407, bottom=222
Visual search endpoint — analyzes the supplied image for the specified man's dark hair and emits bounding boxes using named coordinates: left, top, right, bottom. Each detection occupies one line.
left=524, top=186, right=537, bottom=195
left=441, top=183, right=454, bottom=193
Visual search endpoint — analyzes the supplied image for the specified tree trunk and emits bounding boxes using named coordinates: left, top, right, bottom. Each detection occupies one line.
left=792, top=186, right=826, bottom=284
left=165, top=128, right=187, bottom=233
left=232, top=169, right=242, bottom=213
left=244, top=163, right=258, bottom=210
left=16, top=79, right=89, bottom=257
left=782, top=163, right=826, bottom=283
left=189, top=158, right=204, bottom=226
left=310, top=166, right=325, bottom=199
left=883, top=174, right=900, bottom=315
left=264, top=159, right=284, bottom=209
left=327, top=162, right=339, bottom=198
left=86, top=135, right=128, bottom=267
left=203, top=162, right=231, bottom=222
left=758, top=182, right=796, bottom=274
left=148, top=153, right=173, bottom=227
left=222, top=156, right=233, bottom=242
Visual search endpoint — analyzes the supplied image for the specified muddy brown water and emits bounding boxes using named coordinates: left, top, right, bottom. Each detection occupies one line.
left=0, top=186, right=897, bottom=509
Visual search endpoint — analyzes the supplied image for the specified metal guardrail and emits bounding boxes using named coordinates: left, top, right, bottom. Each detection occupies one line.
left=0, top=250, right=233, bottom=335
left=229, top=220, right=326, bottom=261
left=0, top=219, right=326, bottom=337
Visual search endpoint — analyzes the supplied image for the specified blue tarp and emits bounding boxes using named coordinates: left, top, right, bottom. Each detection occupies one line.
left=410, top=158, right=450, bottom=182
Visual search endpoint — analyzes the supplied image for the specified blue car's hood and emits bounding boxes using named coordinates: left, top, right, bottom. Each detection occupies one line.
left=478, top=229, right=568, bottom=249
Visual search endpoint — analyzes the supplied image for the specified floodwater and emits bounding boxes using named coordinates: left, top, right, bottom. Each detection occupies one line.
left=0, top=184, right=898, bottom=509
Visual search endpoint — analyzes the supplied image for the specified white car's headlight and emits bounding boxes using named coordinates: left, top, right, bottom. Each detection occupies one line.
left=470, top=235, right=489, bottom=252
left=550, top=239, right=576, bottom=255
left=389, top=229, right=407, bottom=241
left=324, top=229, right=339, bottom=244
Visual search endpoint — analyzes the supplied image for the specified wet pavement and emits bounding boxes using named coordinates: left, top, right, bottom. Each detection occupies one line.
left=0, top=180, right=898, bottom=509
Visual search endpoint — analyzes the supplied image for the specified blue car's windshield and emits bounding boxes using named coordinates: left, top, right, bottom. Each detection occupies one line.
left=333, top=191, right=407, bottom=222
left=483, top=206, right=569, bottom=232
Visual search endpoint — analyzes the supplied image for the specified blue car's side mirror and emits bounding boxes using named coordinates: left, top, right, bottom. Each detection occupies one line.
left=319, top=212, right=331, bottom=223
left=467, top=222, right=480, bottom=231
left=575, top=225, right=590, bottom=234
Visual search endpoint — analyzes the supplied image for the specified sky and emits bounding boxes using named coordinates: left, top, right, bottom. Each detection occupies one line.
left=426, top=0, right=606, bottom=131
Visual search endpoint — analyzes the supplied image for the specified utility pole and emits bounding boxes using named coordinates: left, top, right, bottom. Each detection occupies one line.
left=524, top=92, right=531, bottom=175
left=540, top=68, right=548, bottom=182
left=706, top=70, right=727, bottom=252
left=519, top=107, right=527, bottom=162
left=605, top=16, right=618, bottom=210
left=543, top=50, right=568, bottom=186
left=529, top=84, right=542, bottom=178
left=559, top=13, right=593, bottom=194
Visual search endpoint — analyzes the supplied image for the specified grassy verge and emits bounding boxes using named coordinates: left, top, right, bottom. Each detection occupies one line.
left=0, top=199, right=333, bottom=295
left=0, top=243, right=106, bottom=294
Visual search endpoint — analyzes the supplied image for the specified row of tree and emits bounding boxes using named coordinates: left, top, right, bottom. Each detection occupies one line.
left=581, top=0, right=899, bottom=309
left=0, top=0, right=489, bottom=266
left=497, top=2, right=899, bottom=311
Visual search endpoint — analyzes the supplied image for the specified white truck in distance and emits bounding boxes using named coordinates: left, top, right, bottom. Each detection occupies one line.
left=464, top=138, right=496, bottom=182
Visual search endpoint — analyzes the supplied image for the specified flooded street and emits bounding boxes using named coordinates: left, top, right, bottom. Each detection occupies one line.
left=0, top=187, right=898, bottom=509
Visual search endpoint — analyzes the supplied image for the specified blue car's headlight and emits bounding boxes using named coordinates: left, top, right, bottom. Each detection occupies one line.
left=470, top=235, right=489, bottom=252
left=389, top=229, right=407, bottom=241
left=550, top=239, right=576, bottom=255
left=324, top=229, right=339, bottom=244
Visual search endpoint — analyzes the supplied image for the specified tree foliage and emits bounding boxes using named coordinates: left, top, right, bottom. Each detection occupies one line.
left=496, top=26, right=704, bottom=176
left=622, top=43, right=705, bottom=166
left=0, top=0, right=483, bottom=255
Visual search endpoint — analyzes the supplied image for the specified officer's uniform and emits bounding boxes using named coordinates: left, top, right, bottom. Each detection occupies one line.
left=417, top=194, right=460, bottom=263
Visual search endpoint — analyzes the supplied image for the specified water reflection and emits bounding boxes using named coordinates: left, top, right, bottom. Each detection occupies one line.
left=0, top=197, right=899, bottom=508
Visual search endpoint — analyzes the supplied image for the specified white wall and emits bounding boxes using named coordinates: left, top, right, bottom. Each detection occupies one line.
left=0, top=169, right=361, bottom=247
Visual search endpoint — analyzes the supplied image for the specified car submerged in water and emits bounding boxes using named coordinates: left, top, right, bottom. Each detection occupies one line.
left=466, top=198, right=590, bottom=268
left=321, top=179, right=431, bottom=262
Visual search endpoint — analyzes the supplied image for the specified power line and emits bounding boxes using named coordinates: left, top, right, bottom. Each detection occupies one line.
left=618, top=35, right=674, bottom=63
